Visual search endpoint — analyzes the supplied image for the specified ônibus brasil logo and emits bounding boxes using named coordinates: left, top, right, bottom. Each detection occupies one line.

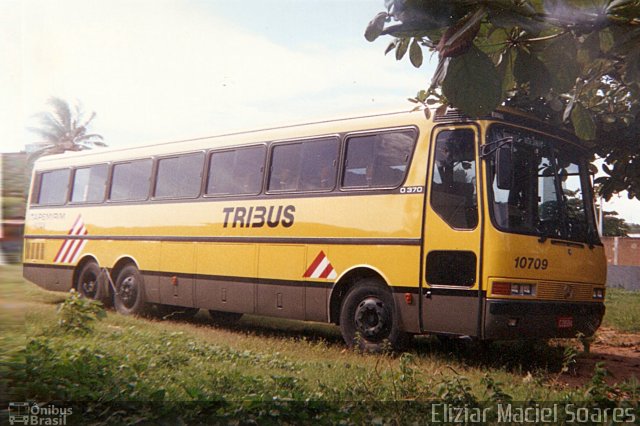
left=8, top=402, right=72, bottom=425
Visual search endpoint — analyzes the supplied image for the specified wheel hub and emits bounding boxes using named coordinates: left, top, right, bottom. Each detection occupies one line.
left=120, top=276, right=137, bottom=307
left=354, top=297, right=389, bottom=338
left=81, top=277, right=97, bottom=297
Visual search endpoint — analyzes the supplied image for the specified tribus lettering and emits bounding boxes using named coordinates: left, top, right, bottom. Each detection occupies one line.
left=222, top=205, right=295, bottom=228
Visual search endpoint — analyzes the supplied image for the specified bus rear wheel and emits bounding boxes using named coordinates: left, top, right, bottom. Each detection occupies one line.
left=339, top=280, right=409, bottom=352
left=114, top=264, right=150, bottom=316
left=76, top=261, right=110, bottom=305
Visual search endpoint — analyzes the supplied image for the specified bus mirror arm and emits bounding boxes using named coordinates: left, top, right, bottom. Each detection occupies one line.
left=480, top=136, right=513, bottom=159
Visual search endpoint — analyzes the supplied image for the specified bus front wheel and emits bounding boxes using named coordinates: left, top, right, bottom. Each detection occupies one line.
left=114, top=264, right=150, bottom=316
left=339, top=280, right=409, bottom=352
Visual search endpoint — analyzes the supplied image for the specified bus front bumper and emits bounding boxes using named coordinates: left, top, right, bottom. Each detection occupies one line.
left=483, top=299, right=605, bottom=340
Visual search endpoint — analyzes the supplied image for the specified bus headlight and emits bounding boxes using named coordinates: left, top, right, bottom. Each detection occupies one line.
left=593, top=288, right=605, bottom=299
left=492, top=282, right=536, bottom=297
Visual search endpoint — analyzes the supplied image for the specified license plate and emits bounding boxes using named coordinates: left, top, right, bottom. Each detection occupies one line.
left=557, top=316, right=573, bottom=329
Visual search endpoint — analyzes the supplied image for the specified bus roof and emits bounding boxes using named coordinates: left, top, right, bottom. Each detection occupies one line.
left=33, top=109, right=427, bottom=169
left=32, top=106, right=583, bottom=170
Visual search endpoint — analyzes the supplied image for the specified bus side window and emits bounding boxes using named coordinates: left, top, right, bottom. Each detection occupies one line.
left=109, top=159, right=153, bottom=202
left=154, top=152, right=204, bottom=199
left=35, top=169, right=71, bottom=206
left=71, top=164, right=108, bottom=203
left=269, top=143, right=302, bottom=191
left=342, top=130, right=415, bottom=189
left=207, top=146, right=265, bottom=196
left=268, top=138, right=338, bottom=193
left=430, top=130, right=478, bottom=229
left=299, top=139, right=338, bottom=191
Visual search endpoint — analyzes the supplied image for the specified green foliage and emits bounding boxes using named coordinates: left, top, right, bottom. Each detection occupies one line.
left=481, top=374, right=513, bottom=404
left=3, top=267, right=639, bottom=423
left=561, top=345, right=579, bottom=376
left=367, top=0, right=640, bottom=200
left=435, top=374, right=479, bottom=407
left=1, top=153, right=28, bottom=198
left=1, top=197, right=25, bottom=219
left=603, top=288, right=640, bottom=332
left=442, top=45, right=502, bottom=117
left=56, top=289, right=106, bottom=334
left=600, top=209, right=631, bottom=236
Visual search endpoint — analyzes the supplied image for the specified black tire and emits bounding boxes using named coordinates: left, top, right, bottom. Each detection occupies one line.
left=113, top=264, right=150, bottom=316
left=76, top=261, right=111, bottom=305
left=339, top=280, right=410, bottom=352
left=154, top=304, right=199, bottom=320
left=208, top=310, right=243, bottom=326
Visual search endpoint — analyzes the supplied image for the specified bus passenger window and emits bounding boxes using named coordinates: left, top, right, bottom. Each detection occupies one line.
left=35, top=169, right=71, bottom=205
left=342, top=130, right=415, bottom=189
left=430, top=130, right=478, bottom=229
left=207, top=146, right=265, bottom=196
left=299, top=139, right=338, bottom=191
left=109, top=159, right=153, bottom=201
left=269, top=144, right=301, bottom=191
left=155, top=152, right=204, bottom=199
left=71, top=164, right=108, bottom=203
left=268, top=138, right=338, bottom=192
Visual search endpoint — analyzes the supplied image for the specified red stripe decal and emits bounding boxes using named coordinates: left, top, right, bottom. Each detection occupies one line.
left=319, top=263, right=335, bottom=279
left=54, top=240, right=72, bottom=263
left=65, top=240, right=84, bottom=264
left=303, top=251, right=326, bottom=278
left=68, top=215, right=82, bottom=235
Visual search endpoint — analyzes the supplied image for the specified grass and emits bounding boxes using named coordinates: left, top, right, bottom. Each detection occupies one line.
left=1, top=264, right=639, bottom=423
left=602, top=288, right=640, bottom=333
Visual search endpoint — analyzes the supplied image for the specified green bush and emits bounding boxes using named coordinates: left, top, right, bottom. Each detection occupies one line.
left=56, top=289, right=106, bottom=334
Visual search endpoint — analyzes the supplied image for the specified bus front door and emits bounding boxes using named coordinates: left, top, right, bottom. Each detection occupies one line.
left=421, top=127, right=482, bottom=337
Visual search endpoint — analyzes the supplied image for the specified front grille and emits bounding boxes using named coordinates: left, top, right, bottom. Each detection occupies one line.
left=537, top=281, right=594, bottom=302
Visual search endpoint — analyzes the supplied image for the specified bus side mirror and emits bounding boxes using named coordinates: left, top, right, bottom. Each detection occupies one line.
left=496, top=146, right=514, bottom=190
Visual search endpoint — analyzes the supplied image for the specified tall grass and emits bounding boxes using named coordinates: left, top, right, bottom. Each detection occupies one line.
left=1, top=265, right=638, bottom=423
left=603, top=288, right=640, bottom=332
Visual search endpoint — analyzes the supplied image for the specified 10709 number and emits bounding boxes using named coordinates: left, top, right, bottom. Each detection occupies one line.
left=514, top=257, right=548, bottom=270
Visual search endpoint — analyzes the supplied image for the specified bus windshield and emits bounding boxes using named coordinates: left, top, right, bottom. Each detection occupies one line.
left=487, top=125, right=599, bottom=244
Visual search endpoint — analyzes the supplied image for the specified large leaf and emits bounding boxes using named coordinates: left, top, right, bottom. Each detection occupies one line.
left=497, top=48, right=517, bottom=96
left=396, top=37, right=409, bottom=60
left=541, top=33, right=580, bottom=93
left=513, top=49, right=551, bottom=97
left=441, top=44, right=502, bottom=117
left=437, top=7, right=484, bottom=58
left=571, top=103, right=597, bottom=141
left=409, top=38, right=423, bottom=67
left=365, top=12, right=388, bottom=42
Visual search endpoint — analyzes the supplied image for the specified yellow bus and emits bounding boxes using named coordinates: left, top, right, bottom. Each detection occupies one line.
left=23, top=108, right=606, bottom=350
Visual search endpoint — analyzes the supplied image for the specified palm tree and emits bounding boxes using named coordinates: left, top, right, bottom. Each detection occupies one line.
left=27, top=97, right=106, bottom=158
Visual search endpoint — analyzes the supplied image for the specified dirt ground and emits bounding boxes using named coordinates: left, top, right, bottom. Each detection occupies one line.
left=558, top=327, right=640, bottom=387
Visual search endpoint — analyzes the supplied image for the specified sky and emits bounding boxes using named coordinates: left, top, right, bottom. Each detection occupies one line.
left=1, top=0, right=638, bottom=223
